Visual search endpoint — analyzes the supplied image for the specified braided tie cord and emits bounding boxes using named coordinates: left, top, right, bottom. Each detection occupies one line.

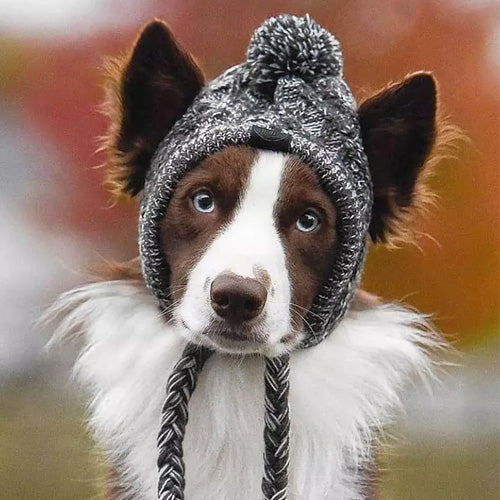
left=157, top=345, right=291, bottom=500
left=157, top=344, right=212, bottom=500
left=262, top=354, right=291, bottom=500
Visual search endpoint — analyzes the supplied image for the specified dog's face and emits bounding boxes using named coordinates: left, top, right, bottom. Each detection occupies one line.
left=103, top=20, right=438, bottom=353
left=162, top=147, right=337, bottom=354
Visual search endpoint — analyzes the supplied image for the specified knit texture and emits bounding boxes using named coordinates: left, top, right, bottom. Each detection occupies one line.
left=148, top=14, right=374, bottom=500
left=157, top=344, right=212, bottom=500
left=262, top=355, right=291, bottom=500
left=139, top=13, right=372, bottom=347
left=157, top=348, right=292, bottom=500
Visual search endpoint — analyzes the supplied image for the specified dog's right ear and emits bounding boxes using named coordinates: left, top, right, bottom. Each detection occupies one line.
left=102, top=20, right=205, bottom=198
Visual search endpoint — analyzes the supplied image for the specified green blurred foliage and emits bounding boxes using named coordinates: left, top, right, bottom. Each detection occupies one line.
left=0, top=381, right=104, bottom=500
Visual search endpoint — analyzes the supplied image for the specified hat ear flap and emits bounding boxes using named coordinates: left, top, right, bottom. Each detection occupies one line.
left=358, top=72, right=437, bottom=243
left=102, top=20, right=205, bottom=198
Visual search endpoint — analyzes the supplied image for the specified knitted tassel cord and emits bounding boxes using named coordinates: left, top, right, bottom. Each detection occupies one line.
left=157, top=345, right=291, bottom=500
left=262, top=354, right=291, bottom=500
left=157, top=344, right=212, bottom=500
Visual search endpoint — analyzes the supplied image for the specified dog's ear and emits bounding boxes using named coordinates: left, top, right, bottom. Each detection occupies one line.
left=358, top=72, right=437, bottom=243
left=102, top=20, right=205, bottom=198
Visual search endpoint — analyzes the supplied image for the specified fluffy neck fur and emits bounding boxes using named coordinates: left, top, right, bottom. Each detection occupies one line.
left=48, top=279, right=439, bottom=500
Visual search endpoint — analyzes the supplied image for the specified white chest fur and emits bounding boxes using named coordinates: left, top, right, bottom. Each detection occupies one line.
left=49, top=280, right=439, bottom=500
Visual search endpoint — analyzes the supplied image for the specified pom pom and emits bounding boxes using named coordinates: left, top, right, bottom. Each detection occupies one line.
left=246, top=14, right=343, bottom=92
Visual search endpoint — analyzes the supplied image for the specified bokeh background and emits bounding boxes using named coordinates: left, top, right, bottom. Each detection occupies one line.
left=1, top=1, right=498, bottom=499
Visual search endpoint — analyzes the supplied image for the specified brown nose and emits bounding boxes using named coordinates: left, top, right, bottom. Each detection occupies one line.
left=210, top=272, right=267, bottom=323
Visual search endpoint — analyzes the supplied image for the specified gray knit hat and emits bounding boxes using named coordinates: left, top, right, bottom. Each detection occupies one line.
left=142, top=14, right=373, bottom=499
left=140, top=14, right=372, bottom=348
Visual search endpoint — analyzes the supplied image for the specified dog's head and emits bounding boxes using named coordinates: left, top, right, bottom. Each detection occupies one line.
left=102, top=21, right=438, bottom=355
left=161, top=146, right=337, bottom=354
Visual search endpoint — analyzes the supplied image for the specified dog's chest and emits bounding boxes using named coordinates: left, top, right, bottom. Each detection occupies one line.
left=107, top=352, right=369, bottom=500
left=58, top=282, right=434, bottom=500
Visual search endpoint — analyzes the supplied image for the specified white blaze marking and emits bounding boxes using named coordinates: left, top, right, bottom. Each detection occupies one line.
left=213, top=150, right=287, bottom=277
left=177, top=150, right=292, bottom=352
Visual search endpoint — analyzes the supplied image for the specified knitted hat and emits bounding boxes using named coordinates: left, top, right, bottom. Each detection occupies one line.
left=139, top=14, right=373, bottom=499
left=140, top=14, right=371, bottom=346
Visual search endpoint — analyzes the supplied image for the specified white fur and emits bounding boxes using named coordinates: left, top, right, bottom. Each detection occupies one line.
left=48, top=280, right=441, bottom=500
left=177, top=151, right=292, bottom=355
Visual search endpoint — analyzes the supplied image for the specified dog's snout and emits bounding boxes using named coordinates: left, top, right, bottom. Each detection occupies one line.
left=210, top=272, right=267, bottom=323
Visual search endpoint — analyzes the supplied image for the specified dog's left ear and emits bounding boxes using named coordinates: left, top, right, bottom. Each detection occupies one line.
left=358, top=72, right=437, bottom=243
left=102, top=20, right=205, bottom=198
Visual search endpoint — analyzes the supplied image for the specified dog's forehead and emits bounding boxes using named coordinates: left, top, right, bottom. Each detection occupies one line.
left=173, top=145, right=255, bottom=194
left=173, top=145, right=324, bottom=202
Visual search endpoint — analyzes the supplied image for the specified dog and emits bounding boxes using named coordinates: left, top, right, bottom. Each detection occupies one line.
left=48, top=18, right=446, bottom=500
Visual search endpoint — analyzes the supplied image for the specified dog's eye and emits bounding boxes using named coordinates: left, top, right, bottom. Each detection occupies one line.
left=192, top=189, right=215, bottom=213
left=296, top=210, right=320, bottom=232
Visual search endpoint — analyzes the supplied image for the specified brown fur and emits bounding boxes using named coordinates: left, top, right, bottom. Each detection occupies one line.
left=277, top=157, right=338, bottom=334
left=358, top=72, right=461, bottom=247
left=95, top=148, right=383, bottom=335
left=92, top=21, right=454, bottom=500
left=383, top=112, right=463, bottom=248
left=98, top=51, right=134, bottom=202
left=97, top=147, right=338, bottom=335
left=99, top=20, right=204, bottom=201
left=160, top=148, right=338, bottom=335
left=93, top=257, right=143, bottom=281
left=161, top=146, right=255, bottom=304
left=105, top=466, right=129, bottom=500
left=95, top=256, right=374, bottom=316
left=350, top=289, right=380, bottom=311
left=98, top=24, right=453, bottom=246
left=359, top=72, right=436, bottom=244
left=369, top=118, right=459, bottom=248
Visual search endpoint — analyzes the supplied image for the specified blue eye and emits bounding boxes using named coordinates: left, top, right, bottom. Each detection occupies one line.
left=296, top=210, right=320, bottom=232
left=192, top=189, right=215, bottom=213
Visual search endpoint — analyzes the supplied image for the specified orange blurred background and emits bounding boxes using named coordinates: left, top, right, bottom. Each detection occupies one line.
left=0, top=1, right=498, bottom=499
left=2, top=0, right=498, bottom=341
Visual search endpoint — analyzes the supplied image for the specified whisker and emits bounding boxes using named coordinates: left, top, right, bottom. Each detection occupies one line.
left=156, top=299, right=184, bottom=320
left=271, top=299, right=324, bottom=321
left=289, top=302, right=324, bottom=321
left=288, top=305, right=315, bottom=337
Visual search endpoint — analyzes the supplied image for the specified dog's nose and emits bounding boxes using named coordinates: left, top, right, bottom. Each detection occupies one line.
left=210, top=272, right=267, bottom=323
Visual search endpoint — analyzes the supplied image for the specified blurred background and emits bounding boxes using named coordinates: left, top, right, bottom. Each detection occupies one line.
left=0, top=0, right=498, bottom=499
